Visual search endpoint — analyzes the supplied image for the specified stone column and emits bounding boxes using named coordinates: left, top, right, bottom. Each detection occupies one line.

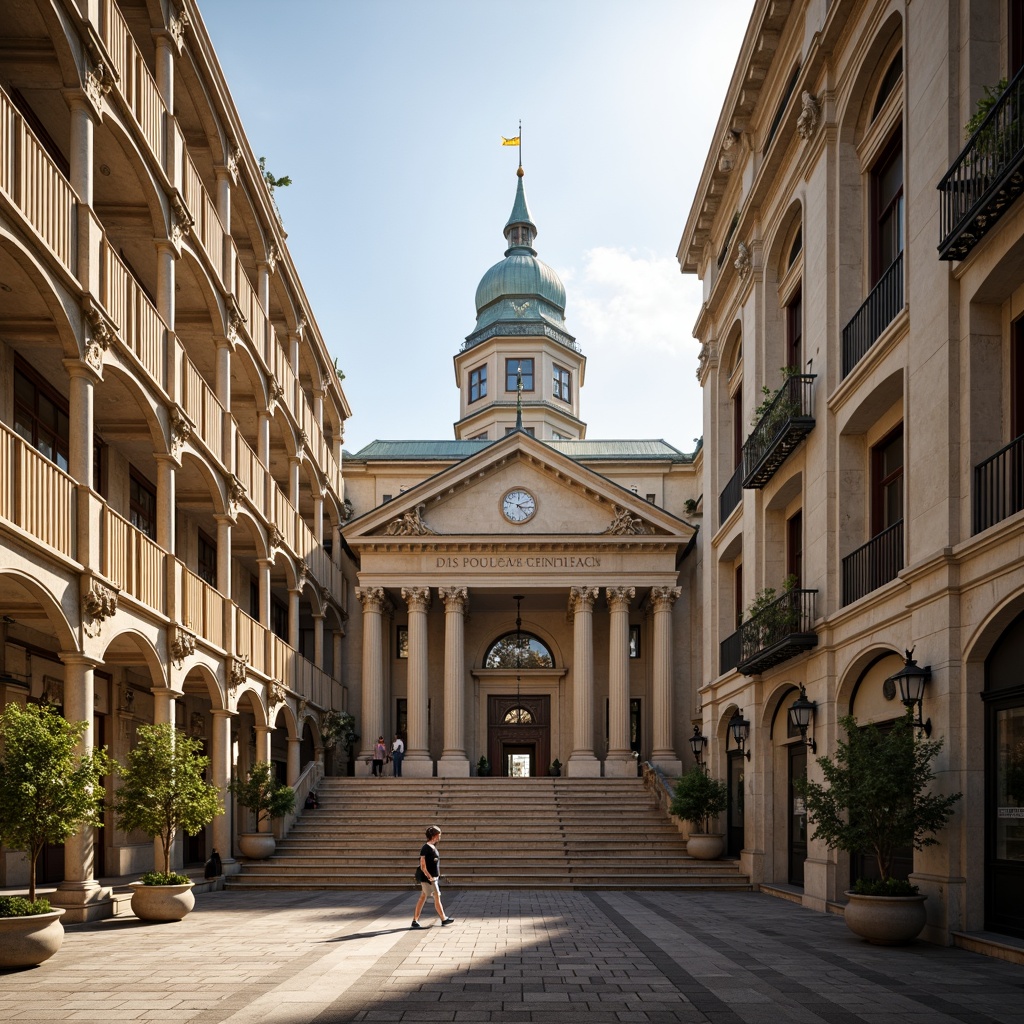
left=287, top=736, right=301, bottom=786
left=605, top=586, right=636, bottom=777
left=257, top=559, right=272, bottom=627
left=288, top=588, right=301, bottom=650
left=210, top=708, right=237, bottom=872
left=52, top=654, right=111, bottom=920
left=402, top=587, right=432, bottom=777
left=650, top=586, right=683, bottom=775
left=154, top=455, right=176, bottom=552
left=314, top=494, right=325, bottom=545
left=149, top=685, right=180, bottom=869
left=65, top=364, right=95, bottom=488
left=567, top=587, right=600, bottom=777
left=332, top=629, right=344, bottom=683
left=253, top=725, right=273, bottom=832
left=216, top=514, right=235, bottom=656
left=313, top=612, right=325, bottom=666
left=355, top=587, right=387, bottom=762
left=438, top=586, right=469, bottom=777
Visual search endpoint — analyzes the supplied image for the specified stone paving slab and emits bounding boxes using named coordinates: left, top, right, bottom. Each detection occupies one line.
left=1, top=890, right=1023, bottom=1023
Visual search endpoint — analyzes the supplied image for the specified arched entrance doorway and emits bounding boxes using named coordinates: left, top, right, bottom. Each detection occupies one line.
left=488, top=694, right=550, bottom=777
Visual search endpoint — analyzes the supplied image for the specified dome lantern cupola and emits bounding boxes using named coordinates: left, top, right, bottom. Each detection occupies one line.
left=504, top=166, right=537, bottom=256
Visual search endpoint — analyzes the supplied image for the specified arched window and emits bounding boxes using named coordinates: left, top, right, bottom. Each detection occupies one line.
left=484, top=632, right=554, bottom=669
left=871, top=49, right=903, bottom=121
left=503, top=706, right=534, bottom=724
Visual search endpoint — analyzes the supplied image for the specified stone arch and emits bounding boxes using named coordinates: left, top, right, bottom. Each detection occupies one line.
left=178, top=449, right=231, bottom=518
left=837, top=646, right=904, bottom=722
left=180, top=659, right=226, bottom=710
left=763, top=680, right=801, bottom=738
left=0, top=568, right=78, bottom=653
left=270, top=700, right=298, bottom=739
left=766, top=198, right=804, bottom=283
left=233, top=683, right=269, bottom=727
left=470, top=617, right=563, bottom=670
left=965, top=590, right=1024, bottom=668
left=97, top=359, right=168, bottom=454
left=97, top=625, right=166, bottom=692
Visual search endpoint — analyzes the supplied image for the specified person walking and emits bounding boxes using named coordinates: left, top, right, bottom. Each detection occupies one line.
left=391, top=734, right=405, bottom=777
left=411, top=825, right=454, bottom=928
left=373, top=736, right=386, bottom=778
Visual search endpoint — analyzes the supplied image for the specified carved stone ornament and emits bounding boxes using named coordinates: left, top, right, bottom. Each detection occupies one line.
left=696, top=340, right=715, bottom=382
left=606, top=586, right=636, bottom=610
left=298, top=698, right=309, bottom=716
left=297, top=559, right=310, bottom=582
left=650, top=585, right=682, bottom=612
left=718, top=129, right=740, bottom=172
left=82, top=581, right=118, bottom=637
left=734, top=242, right=752, bottom=280
left=268, top=374, right=285, bottom=404
left=229, top=655, right=248, bottom=693
left=269, top=524, right=285, bottom=550
left=297, top=312, right=308, bottom=334
left=271, top=680, right=287, bottom=705
left=340, top=498, right=354, bottom=523
left=355, top=586, right=387, bottom=614
left=84, top=304, right=114, bottom=352
left=226, top=144, right=242, bottom=184
left=603, top=505, right=649, bottom=535
left=228, top=473, right=247, bottom=507
left=170, top=626, right=196, bottom=667
left=266, top=243, right=281, bottom=274
left=298, top=429, right=310, bottom=453
left=401, top=586, right=431, bottom=612
left=170, top=405, right=192, bottom=454
left=227, top=305, right=246, bottom=343
left=170, top=192, right=194, bottom=246
left=438, top=586, right=468, bottom=614
left=796, top=91, right=820, bottom=140
left=568, top=586, right=599, bottom=616
left=84, top=60, right=116, bottom=107
left=168, top=7, right=191, bottom=51
left=384, top=503, right=436, bottom=537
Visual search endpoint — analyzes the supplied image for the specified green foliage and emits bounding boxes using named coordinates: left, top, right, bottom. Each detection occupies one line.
left=476, top=756, right=491, bottom=777
left=258, top=155, right=292, bottom=192
left=852, top=876, right=919, bottom=897
left=743, top=575, right=799, bottom=648
left=229, top=761, right=295, bottom=828
left=0, top=895, right=52, bottom=917
left=751, top=366, right=801, bottom=429
left=320, top=710, right=358, bottom=752
left=333, top=356, right=346, bottom=382
left=670, top=766, right=729, bottom=834
left=965, top=79, right=1008, bottom=139
left=140, top=871, right=191, bottom=886
left=114, top=723, right=223, bottom=876
left=795, top=713, right=961, bottom=884
left=0, top=701, right=108, bottom=902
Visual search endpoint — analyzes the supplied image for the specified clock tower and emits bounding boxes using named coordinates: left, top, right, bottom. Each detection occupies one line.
left=453, top=167, right=587, bottom=442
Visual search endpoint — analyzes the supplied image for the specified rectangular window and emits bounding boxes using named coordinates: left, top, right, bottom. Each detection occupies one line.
left=505, top=426, right=535, bottom=436
left=197, top=530, right=217, bottom=586
left=787, top=288, right=802, bottom=371
left=506, top=358, right=534, bottom=391
left=14, top=366, right=70, bottom=472
left=871, top=425, right=904, bottom=533
left=397, top=626, right=409, bottom=659
left=129, top=470, right=157, bottom=540
left=787, top=510, right=803, bottom=587
left=733, top=388, right=743, bottom=469
left=469, top=365, right=487, bottom=403
left=250, top=575, right=260, bottom=620
left=629, top=624, right=641, bottom=659
left=553, top=365, right=571, bottom=403
left=271, top=598, right=288, bottom=642
left=735, top=563, right=744, bottom=630
left=646, top=493, right=656, bottom=503
left=470, top=431, right=489, bottom=440
left=872, top=133, right=904, bottom=284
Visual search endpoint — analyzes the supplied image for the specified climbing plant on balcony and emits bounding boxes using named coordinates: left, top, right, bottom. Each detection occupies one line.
left=751, top=366, right=801, bottom=434
left=743, top=574, right=799, bottom=648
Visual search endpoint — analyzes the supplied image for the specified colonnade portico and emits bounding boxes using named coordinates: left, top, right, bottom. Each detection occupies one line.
left=353, top=579, right=685, bottom=778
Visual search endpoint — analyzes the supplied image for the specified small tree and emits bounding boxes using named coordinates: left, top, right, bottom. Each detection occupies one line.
left=229, top=761, right=295, bottom=830
left=114, top=723, right=222, bottom=877
left=0, top=702, right=108, bottom=902
left=670, top=766, right=729, bottom=834
left=796, top=713, right=961, bottom=888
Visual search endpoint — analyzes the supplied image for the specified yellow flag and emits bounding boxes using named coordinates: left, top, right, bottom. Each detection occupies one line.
left=501, top=136, right=521, bottom=147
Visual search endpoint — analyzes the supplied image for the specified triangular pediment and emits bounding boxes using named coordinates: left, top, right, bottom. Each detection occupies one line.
left=344, top=431, right=696, bottom=547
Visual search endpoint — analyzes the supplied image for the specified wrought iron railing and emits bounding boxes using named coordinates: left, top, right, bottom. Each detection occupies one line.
left=841, top=252, right=903, bottom=378
left=842, top=520, right=904, bottom=606
left=974, top=433, right=1024, bottom=534
left=719, top=463, right=743, bottom=524
left=720, top=629, right=742, bottom=676
left=938, top=67, right=1024, bottom=260
left=736, top=588, right=818, bottom=675
left=741, top=374, right=816, bottom=489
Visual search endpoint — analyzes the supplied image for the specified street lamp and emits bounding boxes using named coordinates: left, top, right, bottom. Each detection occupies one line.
left=787, top=684, right=816, bottom=753
left=688, top=725, right=707, bottom=766
left=887, top=648, right=932, bottom=736
left=729, top=709, right=751, bottom=761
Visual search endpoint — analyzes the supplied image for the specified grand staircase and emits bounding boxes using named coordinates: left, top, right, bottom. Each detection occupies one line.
left=226, top=777, right=750, bottom=892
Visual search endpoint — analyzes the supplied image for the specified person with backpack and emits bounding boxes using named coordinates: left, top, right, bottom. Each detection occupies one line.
left=411, top=825, right=454, bottom=928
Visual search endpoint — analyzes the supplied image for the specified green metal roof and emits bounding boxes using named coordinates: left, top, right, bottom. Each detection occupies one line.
left=547, top=440, right=694, bottom=462
left=347, top=440, right=494, bottom=461
left=347, top=438, right=695, bottom=464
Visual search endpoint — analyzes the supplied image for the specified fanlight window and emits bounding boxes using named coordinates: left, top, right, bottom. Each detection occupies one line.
left=503, top=706, right=534, bottom=724
left=484, top=632, right=554, bottom=669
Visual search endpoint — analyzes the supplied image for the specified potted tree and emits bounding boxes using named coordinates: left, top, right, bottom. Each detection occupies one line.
left=229, top=761, right=295, bottom=859
left=548, top=758, right=562, bottom=777
left=114, top=723, right=222, bottom=922
left=0, top=701, right=107, bottom=967
left=476, top=755, right=491, bottom=777
left=320, top=709, right=357, bottom=777
left=796, top=712, right=961, bottom=944
left=670, top=765, right=729, bottom=860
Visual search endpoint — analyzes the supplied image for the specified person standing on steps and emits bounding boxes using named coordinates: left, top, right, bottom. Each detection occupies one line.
left=391, top=733, right=405, bottom=777
left=373, top=736, right=386, bottom=777
left=411, top=825, right=454, bottom=928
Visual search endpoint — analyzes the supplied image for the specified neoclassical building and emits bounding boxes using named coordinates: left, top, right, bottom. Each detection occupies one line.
left=0, top=0, right=350, bottom=919
left=681, top=0, right=1024, bottom=945
left=341, top=167, right=704, bottom=780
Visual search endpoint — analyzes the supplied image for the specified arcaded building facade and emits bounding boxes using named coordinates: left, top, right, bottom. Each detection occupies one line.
left=0, top=0, right=350, bottom=919
left=680, top=0, right=1024, bottom=943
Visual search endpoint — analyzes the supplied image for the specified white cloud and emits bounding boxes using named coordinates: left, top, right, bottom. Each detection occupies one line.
left=560, top=247, right=705, bottom=448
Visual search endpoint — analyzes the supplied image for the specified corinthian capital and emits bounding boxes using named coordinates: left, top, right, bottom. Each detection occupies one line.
left=355, top=586, right=387, bottom=614
left=650, top=586, right=682, bottom=612
left=568, top=586, right=599, bottom=616
left=438, top=586, right=468, bottom=613
left=606, top=586, right=636, bottom=611
left=401, top=586, right=431, bottom=612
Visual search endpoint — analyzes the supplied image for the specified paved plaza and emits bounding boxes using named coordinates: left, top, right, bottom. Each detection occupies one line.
left=3, top=889, right=1024, bottom=1023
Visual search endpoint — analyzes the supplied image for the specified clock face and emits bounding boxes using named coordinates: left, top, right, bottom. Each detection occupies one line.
left=502, top=489, right=537, bottom=523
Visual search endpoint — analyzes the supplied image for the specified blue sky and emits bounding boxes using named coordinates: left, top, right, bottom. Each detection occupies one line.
left=197, top=0, right=753, bottom=454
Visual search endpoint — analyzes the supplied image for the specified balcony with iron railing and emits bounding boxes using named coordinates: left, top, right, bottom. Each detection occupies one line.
left=841, top=519, right=904, bottom=606
left=841, top=252, right=904, bottom=378
left=719, top=627, right=743, bottom=676
left=735, top=587, right=818, bottom=676
left=938, top=67, right=1024, bottom=261
left=974, top=433, right=1024, bottom=534
left=719, top=463, right=743, bottom=524
left=741, top=374, right=816, bottom=489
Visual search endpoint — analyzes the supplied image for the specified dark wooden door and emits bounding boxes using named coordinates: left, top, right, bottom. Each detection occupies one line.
left=488, top=694, right=550, bottom=777
left=788, top=745, right=807, bottom=886
left=727, top=749, right=745, bottom=856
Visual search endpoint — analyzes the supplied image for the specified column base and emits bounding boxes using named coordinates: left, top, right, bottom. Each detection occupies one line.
left=603, top=756, right=637, bottom=778
left=50, top=881, right=115, bottom=924
left=651, top=756, right=683, bottom=777
left=403, top=758, right=436, bottom=778
left=437, top=755, right=469, bottom=777
left=221, top=857, right=241, bottom=877
left=566, top=754, right=601, bottom=778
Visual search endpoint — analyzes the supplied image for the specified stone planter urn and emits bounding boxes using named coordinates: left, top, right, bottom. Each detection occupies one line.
left=0, top=908, right=66, bottom=968
left=129, top=881, right=195, bottom=923
left=238, top=832, right=276, bottom=859
left=843, top=892, right=928, bottom=945
left=686, top=833, right=726, bottom=860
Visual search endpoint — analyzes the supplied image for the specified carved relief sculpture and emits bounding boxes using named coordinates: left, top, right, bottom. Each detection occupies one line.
left=227, top=306, right=246, bottom=343
left=796, top=91, right=821, bottom=140
left=83, top=306, right=113, bottom=374
left=401, top=586, right=431, bottom=612
left=271, top=680, right=287, bottom=706
left=269, top=524, right=285, bottom=550
left=650, top=586, right=682, bottom=612
left=438, top=586, right=468, bottom=615
left=568, top=586, right=600, bottom=617
left=170, top=626, right=196, bottom=667
left=228, top=473, right=247, bottom=507
left=384, top=503, right=436, bottom=536
left=734, top=241, right=752, bottom=280
left=170, top=405, right=193, bottom=454
left=604, top=505, right=649, bottom=535
left=82, top=581, right=118, bottom=637
left=268, top=374, right=285, bottom=404
left=170, top=193, right=194, bottom=246
left=606, top=586, right=636, bottom=610
left=229, top=655, right=248, bottom=694
left=226, top=143, right=242, bottom=184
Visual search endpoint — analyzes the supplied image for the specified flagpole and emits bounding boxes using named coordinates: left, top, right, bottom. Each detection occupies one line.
left=519, top=118, right=522, bottom=170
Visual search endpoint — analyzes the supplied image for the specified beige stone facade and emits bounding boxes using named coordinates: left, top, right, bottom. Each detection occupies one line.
left=680, top=0, right=1024, bottom=943
left=0, top=0, right=349, bottom=919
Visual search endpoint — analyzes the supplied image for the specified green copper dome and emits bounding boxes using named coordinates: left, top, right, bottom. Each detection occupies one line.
left=471, top=169, right=568, bottom=336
